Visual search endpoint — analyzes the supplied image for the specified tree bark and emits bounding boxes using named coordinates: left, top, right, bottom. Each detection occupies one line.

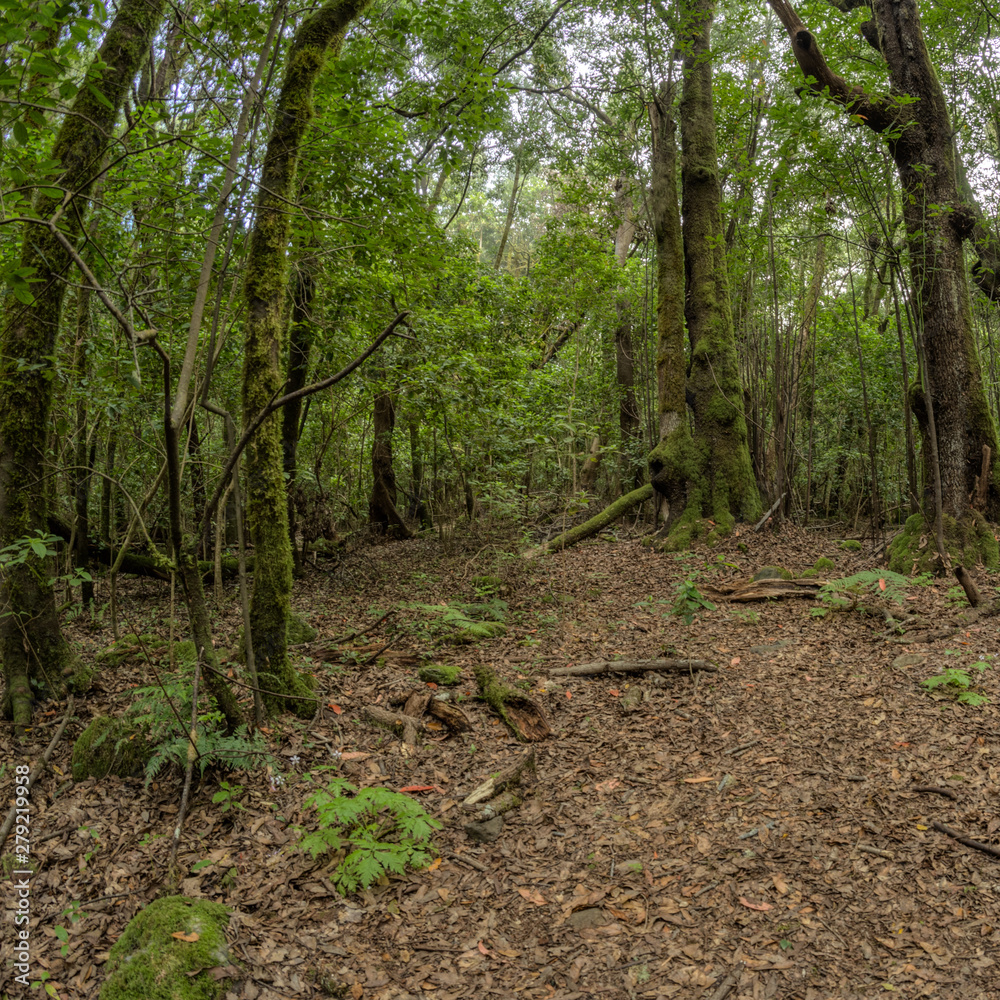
left=766, top=0, right=1000, bottom=529
left=369, top=386, right=412, bottom=538
left=0, top=0, right=166, bottom=724
left=241, top=0, right=372, bottom=716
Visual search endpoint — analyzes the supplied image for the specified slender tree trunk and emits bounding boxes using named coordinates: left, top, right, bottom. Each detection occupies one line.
left=369, top=387, right=412, bottom=538
left=493, top=151, right=524, bottom=271
left=241, top=0, right=371, bottom=715
left=0, top=0, right=166, bottom=724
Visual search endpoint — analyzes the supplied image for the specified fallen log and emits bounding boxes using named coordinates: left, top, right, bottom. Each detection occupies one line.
left=523, top=483, right=654, bottom=558
left=548, top=658, right=717, bottom=677
left=703, top=578, right=824, bottom=602
left=463, top=750, right=536, bottom=811
left=361, top=705, right=425, bottom=748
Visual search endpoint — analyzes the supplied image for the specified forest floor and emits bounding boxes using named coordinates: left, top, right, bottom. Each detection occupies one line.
left=6, top=520, right=1000, bottom=1000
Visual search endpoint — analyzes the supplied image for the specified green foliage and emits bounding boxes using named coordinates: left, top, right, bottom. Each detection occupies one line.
left=812, top=570, right=928, bottom=616
left=126, top=675, right=270, bottom=785
left=0, top=530, right=92, bottom=588
left=671, top=577, right=716, bottom=626
left=921, top=657, right=992, bottom=706
left=404, top=597, right=508, bottom=643
left=299, top=776, right=441, bottom=894
left=211, top=780, right=246, bottom=813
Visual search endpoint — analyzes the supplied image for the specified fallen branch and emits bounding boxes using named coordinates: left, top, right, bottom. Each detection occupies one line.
left=932, top=820, right=1000, bottom=860
left=361, top=705, right=426, bottom=748
left=463, top=750, right=536, bottom=811
left=707, top=961, right=745, bottom=1000
left=754, top=493, right=785, bottom=531
left=548, top=658, right=717, bottom=677
left=523, top=483, right=654, bottom=558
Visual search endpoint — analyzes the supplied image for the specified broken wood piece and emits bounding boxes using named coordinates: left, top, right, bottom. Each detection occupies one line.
left=706, top=961, right=745, bottom=1000
left=912, top=785, right=959, bottom=801
left=548, top=658, right=717, bottom=677
left=954, top=564, right=981, bottom=607
left=705, top=578, right=824, bottom=602
left=426, top=697, right=472, bottom=733
left=473, top=663, right=551, bottom=741
left=468, top=789, right=523, bottom=823
left=857, top=844, right=894, bottom=859
left=931, top=820, right=1000, bottom=860
left=361, top=705, right=425, bottom=747
left=402, top=690, right=432, bottom=718
left=463, top=750, right=536, bottom=810
left=754, top=492, right=785, bottom=531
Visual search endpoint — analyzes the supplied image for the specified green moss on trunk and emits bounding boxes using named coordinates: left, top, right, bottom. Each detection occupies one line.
left=241, top=0, right=372, bottom=717
left=0, top=0, right=166, bottom=723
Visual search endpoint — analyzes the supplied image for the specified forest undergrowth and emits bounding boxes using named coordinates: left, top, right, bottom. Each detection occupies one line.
left=4, top=521, right=1000, bottom=1000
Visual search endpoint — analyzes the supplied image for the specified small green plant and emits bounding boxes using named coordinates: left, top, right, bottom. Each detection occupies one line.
left=921, top=657, right=992, bottom=705
left=212, top=780, right=246, bottom=813
left=730, top=606, right=759, bottom=624
left=812, top=570, right=927, bottom=617
left=404, top=598, right=507, bottom=643
left=671, top=577, right=715, bottom=625
left=298, top=777, right=441, bottom=895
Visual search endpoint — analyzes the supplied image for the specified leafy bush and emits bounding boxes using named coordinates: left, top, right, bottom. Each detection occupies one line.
left=299, top=777, right=441, bottom=894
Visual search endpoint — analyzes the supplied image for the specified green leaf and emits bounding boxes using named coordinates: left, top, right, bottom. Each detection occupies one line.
left=12, top=120, right=28, bottom=145
left=29, top=539, right=47, bottom=558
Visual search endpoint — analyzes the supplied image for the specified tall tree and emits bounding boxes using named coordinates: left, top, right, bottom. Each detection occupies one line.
left=765, top=0, right=1000, bottom=567
left=649, top=0, right=761, bottom=545
left=241, top=0, right=373, bottom=714
left=0, top=0, right=166, bottom=726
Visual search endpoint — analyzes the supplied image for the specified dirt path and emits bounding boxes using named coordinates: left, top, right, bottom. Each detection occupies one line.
left=4, top=525, right=999, bottom=999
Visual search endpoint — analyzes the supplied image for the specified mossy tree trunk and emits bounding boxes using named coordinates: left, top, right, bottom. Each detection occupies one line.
left=0, top=0, right=165, bottom=724
left=648, top=3, right=760, bottom=547
left=241, top=0, right=372, bottom=716
left=767, top=0, right=1000, bottom=557
left=282, top=245, right=320, bottom=576
left=646, top=83, right=700, bottom=530
left=613, top=177, right=642, bottom=489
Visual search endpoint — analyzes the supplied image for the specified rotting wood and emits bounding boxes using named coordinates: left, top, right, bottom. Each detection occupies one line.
left=361, top=705, right=425, bottom=747
left=548, top=658, right=717, bottom=677
left=463, top=750, right=536, bottom=810
left=704, top=578, right=824, bottom=602
left=754, top=493, right=785, bottom=531
left=426, top=697, right=472, bottom=733
left=473, top=664, right=551, bottom=741
left=932, top=820, right=1000, bottom=860
left=857, top=844, right=894, bottom=859
left=402, top=690, right=432, bottom=718
left=467, top=789, right=523, bottom=823
left=954, top=565, right=981, bottom=607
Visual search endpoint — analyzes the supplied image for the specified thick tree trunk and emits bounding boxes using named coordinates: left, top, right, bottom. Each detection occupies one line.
left=766, top=0, right=1000, bottom=555
left=650, top=0, right=760, bottom=547
left=0, top=0, right=165, bottom=723
left=241, top=0, right=371, bottom=716
left=646, top=84, right=698, bottom=528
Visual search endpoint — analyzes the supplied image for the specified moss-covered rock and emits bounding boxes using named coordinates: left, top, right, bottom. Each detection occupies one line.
left=888, top=512, right=999, bottom=574
left=813, top=556, right=836, bottom=571
left=287, top=613, right=318, bottom=644
left=95, top=633, right=167, bottom=667
left=71, top=715, right=153, bottom=781
left=99, top=896, right=234, bottom=1000
left=837, top=539, right=862, bottom=552
left=751, top=565, right=792, bottom=581
left=449, top=622, right=507, bottom=645
left=418, top=664, right=462, bottom=686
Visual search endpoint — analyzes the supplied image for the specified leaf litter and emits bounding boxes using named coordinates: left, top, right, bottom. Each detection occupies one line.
left=4, top=523, right=1000, bottom=999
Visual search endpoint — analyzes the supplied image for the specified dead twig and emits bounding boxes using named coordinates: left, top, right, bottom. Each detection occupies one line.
left=932, top=820, right=1000, bottom=860
left=912, top=785, right=959, bottom=801
left=707, top=961, right=745, bottom=1000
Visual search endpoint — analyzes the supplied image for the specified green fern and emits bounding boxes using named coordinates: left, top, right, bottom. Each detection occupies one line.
left=404, top=598, right=508, bottom=643
left=300, top=777, right=441, bottom=895
left=813, top=570, right=929, bottom=616
left=144, top=727, right=269, bottom=786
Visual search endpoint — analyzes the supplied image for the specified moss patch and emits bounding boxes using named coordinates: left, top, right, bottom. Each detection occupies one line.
left=418, top=664, right=462, bottom=686
left=99, top=895, right=233, bottom=1000
left=814, top=556, right=836, bottom=571
left=837, top=539, right=862, bottom=552
left=71, top=715, right=152, bottom=782
left=288, top=613, right=318, bottom=644
left=888, top=512, right=1000, bottom=574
